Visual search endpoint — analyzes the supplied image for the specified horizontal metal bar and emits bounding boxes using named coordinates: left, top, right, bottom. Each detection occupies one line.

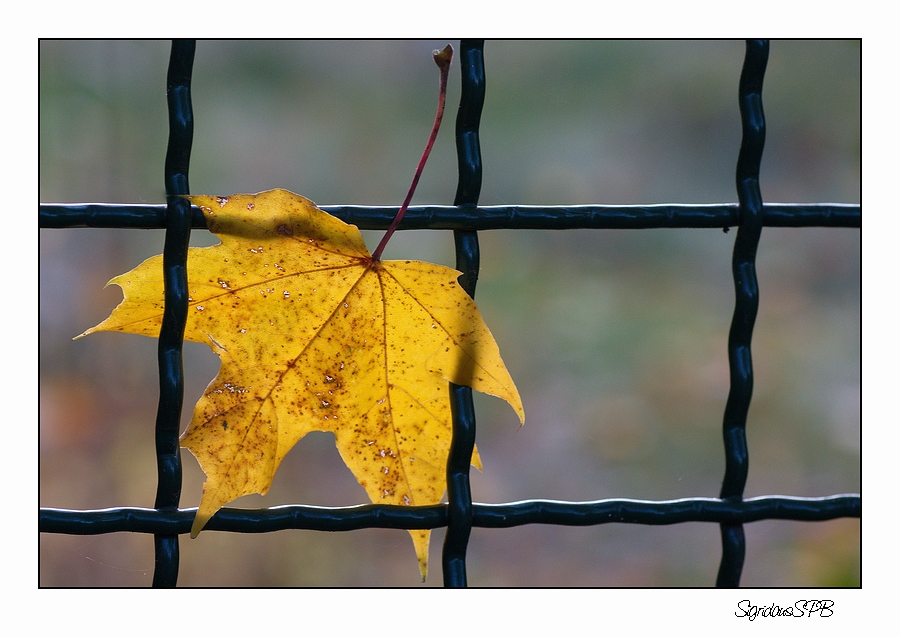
left=39, top=494, right=859, bottom=535
left=39, top=503, right=447, bottom=534
left=475, top=494, right=860, bottom=527
left=39, top=203, right=860, bottom=230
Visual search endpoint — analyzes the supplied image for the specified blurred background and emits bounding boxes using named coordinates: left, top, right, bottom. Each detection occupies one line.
left=39, top=40, right=860, bottom=587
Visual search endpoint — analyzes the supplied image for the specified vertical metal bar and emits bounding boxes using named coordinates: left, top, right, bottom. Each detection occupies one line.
left=152, top=39, right=195, bottom=588
left=442, top=39, right=485, bottom=588
left=717, top=39, right=768, bottom=588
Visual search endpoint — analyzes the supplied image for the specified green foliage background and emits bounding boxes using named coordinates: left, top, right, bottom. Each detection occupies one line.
left=39, top=40, right=859, bottom=586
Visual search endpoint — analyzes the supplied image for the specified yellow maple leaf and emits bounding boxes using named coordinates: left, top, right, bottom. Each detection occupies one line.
left=79, top=188, right=524, bottom=580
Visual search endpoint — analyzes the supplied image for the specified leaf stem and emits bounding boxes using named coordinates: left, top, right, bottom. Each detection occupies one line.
left=370, top=44, right=453, bottom=262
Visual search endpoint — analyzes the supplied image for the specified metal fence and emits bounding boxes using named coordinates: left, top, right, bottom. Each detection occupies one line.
left=39, top=39, right=860, bottom=587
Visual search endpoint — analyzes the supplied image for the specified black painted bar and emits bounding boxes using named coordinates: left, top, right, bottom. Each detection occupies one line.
left=39, top=202, right=860, bottom=230
left=717, top=39, right=769, bottom=589
left=151, top=38, right=195, bottom=588
left=39, top=494, right=860, bottom=535
left=443, top=39, right=486, bottom=588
